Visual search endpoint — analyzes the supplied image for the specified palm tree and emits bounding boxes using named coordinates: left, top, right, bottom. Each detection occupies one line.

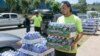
left=4, top=0, right=17, bottom=12
left=18, top=0, right=29, bottom=14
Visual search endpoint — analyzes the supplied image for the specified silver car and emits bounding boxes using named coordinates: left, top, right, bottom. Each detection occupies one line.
left=0, top=33, right=21, bottom=53
left=0, top=13, right=25, bottom=27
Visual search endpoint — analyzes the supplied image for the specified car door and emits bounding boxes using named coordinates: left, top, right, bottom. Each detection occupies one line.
left=10, top=14, right=20, bottom=25
left=0, top=14, right=10, bottom=26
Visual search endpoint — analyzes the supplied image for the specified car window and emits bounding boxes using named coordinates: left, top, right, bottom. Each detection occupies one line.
left=2, top=14, right=9, bottom=18
left=0, top=15, right=3, bottom=18
left=11, top=14, right=17, bottom=18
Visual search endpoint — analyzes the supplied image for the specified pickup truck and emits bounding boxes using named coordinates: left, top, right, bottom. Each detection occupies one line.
left=0, top=13, right=25, bottom=27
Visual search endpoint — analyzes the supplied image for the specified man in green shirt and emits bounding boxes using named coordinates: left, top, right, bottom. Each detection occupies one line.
left=55, top=1, right=83, bottom=56
left=31, top=12, right=42, bottom=33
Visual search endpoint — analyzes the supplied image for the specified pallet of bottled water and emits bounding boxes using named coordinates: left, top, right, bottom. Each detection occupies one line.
left=0, top=48, right=55, bottom=56
left=94, top=18, right=100, bottom=30
left=82, top=20, right=97, bottom=34
left=83, top=28, right=97, bottom=34
left=0, top=32, right=55, bottom=56
left=46, top=22, right=76, bottom=51
left=87, top=18, right=100, bottom=29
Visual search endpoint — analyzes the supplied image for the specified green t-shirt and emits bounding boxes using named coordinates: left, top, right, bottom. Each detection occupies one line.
left=32, top=15, right=42, bottom=27
left=57, top=14, right=83, bottom=53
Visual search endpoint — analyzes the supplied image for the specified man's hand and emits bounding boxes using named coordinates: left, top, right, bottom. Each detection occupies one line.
left=71, top=32, right=83, bottom=50
left=71, top=42, right=77, bottom=50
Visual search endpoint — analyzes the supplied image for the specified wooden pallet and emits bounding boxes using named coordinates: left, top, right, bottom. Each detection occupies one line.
left=19, top=48, right=55, bottom=56
left=20, top=38, right=55, bottom=56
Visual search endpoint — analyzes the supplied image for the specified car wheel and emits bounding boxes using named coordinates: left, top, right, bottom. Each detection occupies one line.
left=0, top=47, right=15, bottom=53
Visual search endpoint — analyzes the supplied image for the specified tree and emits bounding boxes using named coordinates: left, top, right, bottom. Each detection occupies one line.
left=18, top=0, right=30, bottom=14
left=33, top=0, right=40, bottom=9
left=91, top=8, right=96, bottom=11
left=78, top=0, right=87, bottom=13
left=52, top=2, right=60, bottom=13
left=4, top=0, right=17, bottom=12
left=45, top=0, right=60, bottom=13
left=46, top=0, right=53, bottom=9
left=90, top=12, right=98, bottom=18
left=72, top=4, right=80, bottom=9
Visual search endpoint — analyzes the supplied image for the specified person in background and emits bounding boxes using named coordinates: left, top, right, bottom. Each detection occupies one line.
left=24, top=15, right=31, bottom=33
left=31, top=12, right=42, bottom=34
left=55, top=1, right=83, bottom=56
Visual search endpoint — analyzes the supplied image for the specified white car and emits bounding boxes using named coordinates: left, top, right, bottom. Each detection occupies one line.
left=0, top=13, right=25, bottom=27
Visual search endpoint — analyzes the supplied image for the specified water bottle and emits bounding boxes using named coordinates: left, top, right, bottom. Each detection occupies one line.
left=15, top=51, right=30, bottom=56
left=40, top=38, right=47, bottom=45
left=39, top=45, right=47, bottom=53
left=62, top=38, right=68, bottom=46
left=47, top=36, right=53, bottom=42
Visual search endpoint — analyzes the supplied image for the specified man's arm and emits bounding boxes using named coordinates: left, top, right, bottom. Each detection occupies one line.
left=30, top=15, right=35, bottom=24
left=30, top=15, right=35, bottom=21
left=74, top=17, right=83, bottom=43
left=71, top=32, right=83, bottom=50
left=71, top=17, right=83, bottom=49
left=73, top=32, right=83, bottom=44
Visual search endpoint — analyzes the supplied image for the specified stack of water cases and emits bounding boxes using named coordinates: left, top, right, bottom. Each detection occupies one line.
left=0, top=50, right=16, bottom=56
left=1, top=32, right=55, bottom=56
left=98, top=18, right=100, bottom=30
left=82, top=19, right=97, bottom=34
left=90, top=18, right=100, bottom=30
left=47, top=22, right=76, bottom=51
left=93, top=18, right=100, bottom=30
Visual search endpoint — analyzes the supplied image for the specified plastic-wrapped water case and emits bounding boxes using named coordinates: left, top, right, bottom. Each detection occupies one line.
left=47, top=35, right=74, bottom=51
left=1, top=50, right=16, bottom=56
left=24, top=32, right=41, bottom=40
left=47, top=22, right=76, bottom=38
left=18, top=32, right=54, bottom=56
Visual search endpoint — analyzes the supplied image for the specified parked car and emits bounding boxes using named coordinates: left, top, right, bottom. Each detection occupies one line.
left=0, top=13, right=25, bottom=27
left=0, top=33, right=21, bottom=53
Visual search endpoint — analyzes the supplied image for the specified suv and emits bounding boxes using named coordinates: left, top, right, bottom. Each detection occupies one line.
left=0, top=13, right=25, bottom=27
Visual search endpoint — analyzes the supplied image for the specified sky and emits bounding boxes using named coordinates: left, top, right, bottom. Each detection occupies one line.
left=55, top=0, right=100, bottom=4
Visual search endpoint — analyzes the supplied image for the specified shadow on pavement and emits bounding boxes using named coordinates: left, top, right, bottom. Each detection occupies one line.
left=83, top=33, right=100, bottom=36
left=0, top=27, right=24, bottom=31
